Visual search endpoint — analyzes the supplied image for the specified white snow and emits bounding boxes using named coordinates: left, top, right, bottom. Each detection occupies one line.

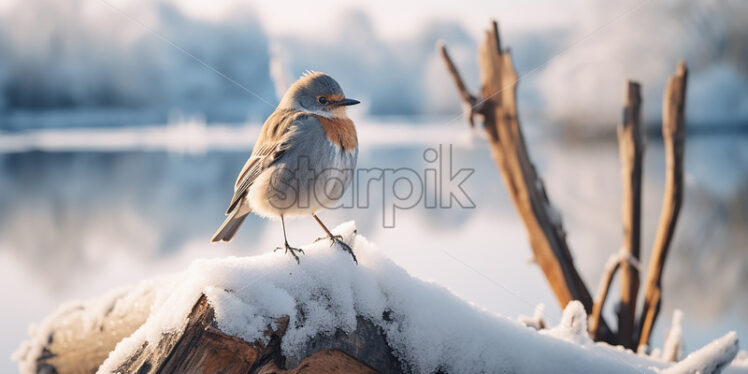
left=15, top=222, right=747, bottom=374
left=662, top=310, right=685, bottom=362
left=543, top=301, right=593, bottom=346
left=518, top=303, right=547, bottom=330
left=663, top=332, right=739, bottom=374
left=732, top=350, right=748, bottom=368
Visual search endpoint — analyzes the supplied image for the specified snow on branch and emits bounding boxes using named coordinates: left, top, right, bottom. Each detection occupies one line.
left=518, top=304, right=547, bottom=331
left=662, top=332, right=738, bottom=374
left=662, top=309, right=685, bottom=362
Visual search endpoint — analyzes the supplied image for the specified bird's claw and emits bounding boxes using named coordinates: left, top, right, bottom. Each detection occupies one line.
left=275, top=243, right=304, bottom=264
left=315, top=234, right=343, bottom=245
left=315, top=233, right=357, bottom=264
left=332, top=237, right=357, bottom=264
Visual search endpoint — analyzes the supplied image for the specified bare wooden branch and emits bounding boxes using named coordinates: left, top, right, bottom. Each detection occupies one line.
left=589, top=254, right=622, bottom=339
left=442, top=20, right=592, bottom=311
left=617, top=80, right=644, bottom=349
left=440, top=20, right=608, bottom=340
left=638, top=61, right=688, bottom=349
left=439, top=42, right=478, bottom=124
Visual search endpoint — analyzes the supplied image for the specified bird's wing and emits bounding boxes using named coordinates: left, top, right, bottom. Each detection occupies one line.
left=225, top=110, right=300, bottom=214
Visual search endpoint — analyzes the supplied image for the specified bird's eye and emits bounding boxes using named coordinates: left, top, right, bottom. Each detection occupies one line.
left=318, top=97, right=329, bottom=105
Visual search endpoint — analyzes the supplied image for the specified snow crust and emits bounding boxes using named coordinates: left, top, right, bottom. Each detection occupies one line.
left=16, top=222, right=747, bottom=374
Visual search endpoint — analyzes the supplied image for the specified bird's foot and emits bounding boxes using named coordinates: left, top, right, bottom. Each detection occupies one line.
left=315, top=234, right=343, bottom=243
left=274, top=242, right=304, bottom=264
left=319, top=235, right=357, bottom=264
left=336, top=238, right=357, bottom=264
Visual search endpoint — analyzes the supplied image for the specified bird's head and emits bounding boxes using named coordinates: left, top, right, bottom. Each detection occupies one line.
left=279, top=71, right=360, bottom=118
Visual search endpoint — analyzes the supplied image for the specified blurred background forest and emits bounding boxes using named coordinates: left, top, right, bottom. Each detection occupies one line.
left=0, top=0, right=746, bottom=371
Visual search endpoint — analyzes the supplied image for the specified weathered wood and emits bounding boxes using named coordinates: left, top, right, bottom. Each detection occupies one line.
left=441, top=21, right=603, bottom=338
left=638, top=61, right=688, bottom=350
left=439, top=42, right=480, bottom=128
left=114, top=296, right=397, bottom=374
left=255, top=350, right=380, bottom=374
left=284, top=316, right=403, bottom=373
left=115, top=295, right=269, bottom=373
left=589, top=254, right=622, bottom=339
left=617, top=80, right=644, bottom=349
left=25, top=285, right=155, bottom=374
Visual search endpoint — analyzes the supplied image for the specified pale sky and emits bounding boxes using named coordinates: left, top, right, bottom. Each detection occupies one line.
left=165, top=0, right=585, bottom=40
left=0, top=0, right=620, bottom=42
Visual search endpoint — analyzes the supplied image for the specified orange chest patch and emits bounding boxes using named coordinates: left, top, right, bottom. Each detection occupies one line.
left=312, top=115, right=358, bottom=151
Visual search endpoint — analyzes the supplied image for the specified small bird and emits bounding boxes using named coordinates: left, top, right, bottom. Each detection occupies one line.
left=211, top=72, right=359, bottom=263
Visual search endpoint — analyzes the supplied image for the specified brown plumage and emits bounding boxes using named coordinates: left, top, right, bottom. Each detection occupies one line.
left=311, top=115, right=358, bottom=151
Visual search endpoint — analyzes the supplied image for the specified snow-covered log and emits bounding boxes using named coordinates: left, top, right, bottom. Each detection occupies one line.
left=13, top=223, right=748, bottom=374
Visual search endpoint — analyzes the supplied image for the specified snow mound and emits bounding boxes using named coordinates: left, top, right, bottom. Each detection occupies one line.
left=543, top=300, right=593, bottom=346
left=16, top=222, right=747, bottom=374
left=663, top=332, right=739, bottom=374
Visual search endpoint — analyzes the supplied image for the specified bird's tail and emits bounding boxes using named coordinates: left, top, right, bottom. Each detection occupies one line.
left=211, top=209, right=249, bottom=243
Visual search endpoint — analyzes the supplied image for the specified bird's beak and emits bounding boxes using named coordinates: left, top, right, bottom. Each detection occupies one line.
left=336, top=98, right=360, bottom=106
